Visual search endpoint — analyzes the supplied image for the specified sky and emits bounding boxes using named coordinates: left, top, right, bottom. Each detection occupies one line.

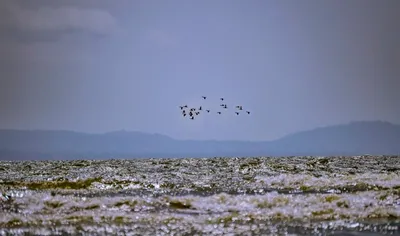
left=0, top=0, right=399, bottom=141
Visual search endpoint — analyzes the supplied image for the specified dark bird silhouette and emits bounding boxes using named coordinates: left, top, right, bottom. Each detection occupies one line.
left=178, top=97, right=251, bottom=120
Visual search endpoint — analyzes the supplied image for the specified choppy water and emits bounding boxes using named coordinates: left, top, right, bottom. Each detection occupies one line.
left=1, top=155, right=400, bottom=235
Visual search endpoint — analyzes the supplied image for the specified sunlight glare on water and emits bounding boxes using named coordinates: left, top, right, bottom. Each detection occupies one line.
left=0, top=155, right=399, bottom=235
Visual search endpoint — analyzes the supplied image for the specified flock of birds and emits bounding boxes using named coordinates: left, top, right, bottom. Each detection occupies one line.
left=179, top=96, right=251, bottom=120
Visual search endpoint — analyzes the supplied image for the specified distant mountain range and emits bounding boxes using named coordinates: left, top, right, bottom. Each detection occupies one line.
left=0, top=121, right=399, bottom=160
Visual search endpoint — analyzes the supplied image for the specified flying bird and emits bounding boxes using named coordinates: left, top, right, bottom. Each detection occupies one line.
left=178, top=96, right=252, bottom=120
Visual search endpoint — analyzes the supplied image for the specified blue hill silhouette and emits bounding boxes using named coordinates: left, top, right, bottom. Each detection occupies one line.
left=0, top=121, right=399, bottom=160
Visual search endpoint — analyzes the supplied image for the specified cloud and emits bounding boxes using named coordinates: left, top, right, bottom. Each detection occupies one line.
left=0, top=1, right=118, bottom=42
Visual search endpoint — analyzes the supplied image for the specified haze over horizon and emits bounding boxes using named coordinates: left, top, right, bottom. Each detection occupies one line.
left=1, top=0, right=399, bottom=142
left=1, top=120, right=399, bottom=143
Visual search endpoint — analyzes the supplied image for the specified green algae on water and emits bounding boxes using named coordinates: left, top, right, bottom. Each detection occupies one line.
left=7, top=177, right=103, bottom=190
left=169, top=199, right=192, bottom=209
left=44, top=201, right=64, bottom=209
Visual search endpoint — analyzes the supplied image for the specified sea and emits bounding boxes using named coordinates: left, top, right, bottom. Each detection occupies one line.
left=0, top=155, right=399, bottom=235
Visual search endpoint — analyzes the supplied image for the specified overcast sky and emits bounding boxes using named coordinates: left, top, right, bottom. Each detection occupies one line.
left=0, top=0, right=399, bottom=141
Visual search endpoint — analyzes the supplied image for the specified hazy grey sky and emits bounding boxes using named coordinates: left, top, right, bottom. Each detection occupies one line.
left=0, top=0, right=399, bottom=141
